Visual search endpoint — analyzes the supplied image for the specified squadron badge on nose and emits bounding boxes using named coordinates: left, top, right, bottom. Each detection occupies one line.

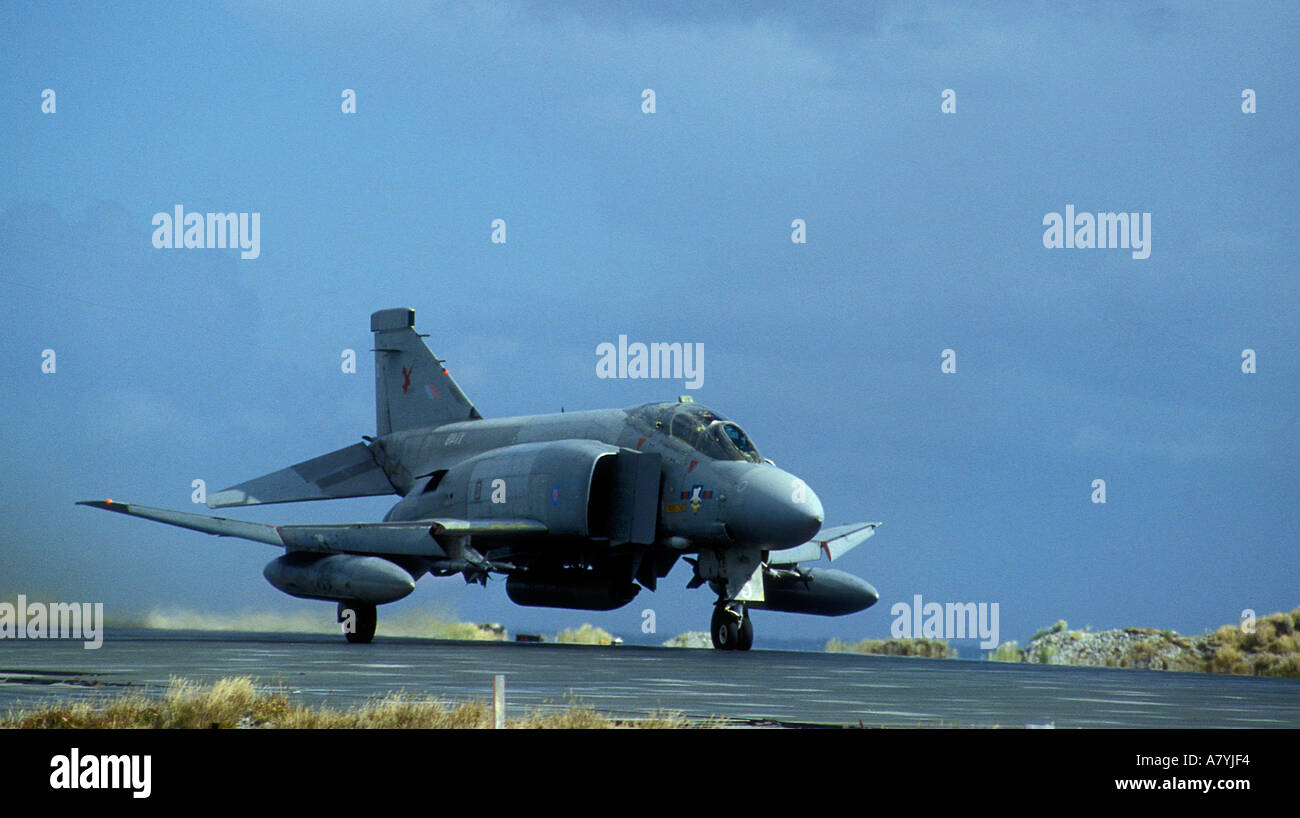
left=685, top=484, right=713, bottom=513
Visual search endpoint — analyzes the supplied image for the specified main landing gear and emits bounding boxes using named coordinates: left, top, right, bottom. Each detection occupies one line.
left=711, top=603, right=753, bottom=651
left=338, top=601, right=377, bottom=643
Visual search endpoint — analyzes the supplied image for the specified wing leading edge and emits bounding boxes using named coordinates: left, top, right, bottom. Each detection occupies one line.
left=77, top=500, right=547, bottom=558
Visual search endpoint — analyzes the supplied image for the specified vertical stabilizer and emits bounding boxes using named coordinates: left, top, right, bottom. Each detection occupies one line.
left=371, top=308, right=481, bottom=436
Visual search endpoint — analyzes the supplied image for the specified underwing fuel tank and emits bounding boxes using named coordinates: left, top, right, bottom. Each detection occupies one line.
left=506, top=571, right=640, bottom=611
left=749, top=567, right=879, bottom=616
left=263, top=553, right=416, bottom=605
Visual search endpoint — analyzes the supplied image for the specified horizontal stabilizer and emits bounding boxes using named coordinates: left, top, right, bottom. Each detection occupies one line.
left=768, top=522, right=881, bottom=566
left=209, top=442, right=395, bottom=508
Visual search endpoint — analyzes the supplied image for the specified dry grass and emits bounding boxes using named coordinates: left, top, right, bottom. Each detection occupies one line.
left=988, top=641, right=1023, bottom=662
left=2, top=677, right=704, bottom=729
left=130, top=609, right=506, bottom=641
left=1202, top=608, right=1300, bottom=677
left=1016, top=607, right=1299, bottom=677
left=553, top=623, right=618, bottom=645
left=511, top=700, right=695, bottom=729
left=826, top=637, right=953, bottom=658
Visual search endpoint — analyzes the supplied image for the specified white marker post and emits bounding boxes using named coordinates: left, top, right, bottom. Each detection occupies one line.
left=493, top=674, right=506, bottom=729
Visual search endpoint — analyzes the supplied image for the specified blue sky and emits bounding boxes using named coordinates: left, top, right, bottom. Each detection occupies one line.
left=1, top=1, right=1296, bottom=647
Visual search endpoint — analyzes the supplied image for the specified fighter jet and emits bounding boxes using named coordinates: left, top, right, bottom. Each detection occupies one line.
left=80, top=308, right=881, bottom=649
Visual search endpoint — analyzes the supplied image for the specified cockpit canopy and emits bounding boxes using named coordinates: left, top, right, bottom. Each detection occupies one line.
left=630, top=402, right=763, bottom=464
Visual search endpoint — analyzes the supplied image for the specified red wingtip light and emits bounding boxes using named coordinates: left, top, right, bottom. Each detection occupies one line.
left=442, top=368, right=449, bottom=376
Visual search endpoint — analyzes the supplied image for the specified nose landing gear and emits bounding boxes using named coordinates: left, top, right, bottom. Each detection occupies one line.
left=711, top=602, right=753, bottom=651
left=338, top=601, right=377, bottom=643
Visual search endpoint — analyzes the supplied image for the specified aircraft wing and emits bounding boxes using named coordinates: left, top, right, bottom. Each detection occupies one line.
left=767, top=522, right=881, bottom=566
left=207, top=442, right=397, bottom=508
left=78, top=500, right=547, bottom=557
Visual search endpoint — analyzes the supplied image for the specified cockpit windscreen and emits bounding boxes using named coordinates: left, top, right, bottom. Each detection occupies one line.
left=633, top=403, right=763, bottom=463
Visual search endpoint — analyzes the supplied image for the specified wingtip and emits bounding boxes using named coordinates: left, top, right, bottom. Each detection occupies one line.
left=206, top=490, right=247, bottom=509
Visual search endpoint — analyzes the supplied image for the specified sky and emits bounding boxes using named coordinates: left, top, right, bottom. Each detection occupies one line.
left=1, top=1, right=1296, bottom=649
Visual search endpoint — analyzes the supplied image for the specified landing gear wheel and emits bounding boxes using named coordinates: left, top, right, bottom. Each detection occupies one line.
left=736, top=610, right=754, bottom=651
left=338, top=601, right=377, bottom=644
left=711, top=604, right=740, bottom=650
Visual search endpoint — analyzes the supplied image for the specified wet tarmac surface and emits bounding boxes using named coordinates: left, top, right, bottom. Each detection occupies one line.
left=2, top=629, right=1297, bottom=727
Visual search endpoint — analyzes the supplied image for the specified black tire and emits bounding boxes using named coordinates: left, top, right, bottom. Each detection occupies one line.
left=711, top=605, right=738, bottom=650
left=736, top=610, right=754, bottom=651
left=338, top=601, right=377, bottom=644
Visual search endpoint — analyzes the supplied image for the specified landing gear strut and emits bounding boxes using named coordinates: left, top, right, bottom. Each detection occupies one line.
left=338, top=601, right=377, bottom=644
left=711, top=603, right=753, bottom=651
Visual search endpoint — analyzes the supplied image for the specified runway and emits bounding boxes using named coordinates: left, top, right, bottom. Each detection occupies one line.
left=2, top=629, right=1297, bottom=727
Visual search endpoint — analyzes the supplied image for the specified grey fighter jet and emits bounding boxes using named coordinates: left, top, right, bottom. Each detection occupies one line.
left=81, top=308, right=881, bottom=649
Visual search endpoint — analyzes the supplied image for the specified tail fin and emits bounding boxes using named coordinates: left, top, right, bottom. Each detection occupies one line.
left=371, top=308, right=481, bottom=436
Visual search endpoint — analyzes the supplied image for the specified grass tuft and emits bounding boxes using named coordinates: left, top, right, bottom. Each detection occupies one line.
left=826, top=637, right=953, bottom=658
left=553, top=624, right=618, bottom=645
left=1030, top=620, right=1068, bottom=643
left=2, top=677, right=706, bottom=729
left=988, top=641, right=1023, bottom=662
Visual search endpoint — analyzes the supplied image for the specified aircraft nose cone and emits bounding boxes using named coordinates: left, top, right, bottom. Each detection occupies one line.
left=727, top=468, right=824, bottom=548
